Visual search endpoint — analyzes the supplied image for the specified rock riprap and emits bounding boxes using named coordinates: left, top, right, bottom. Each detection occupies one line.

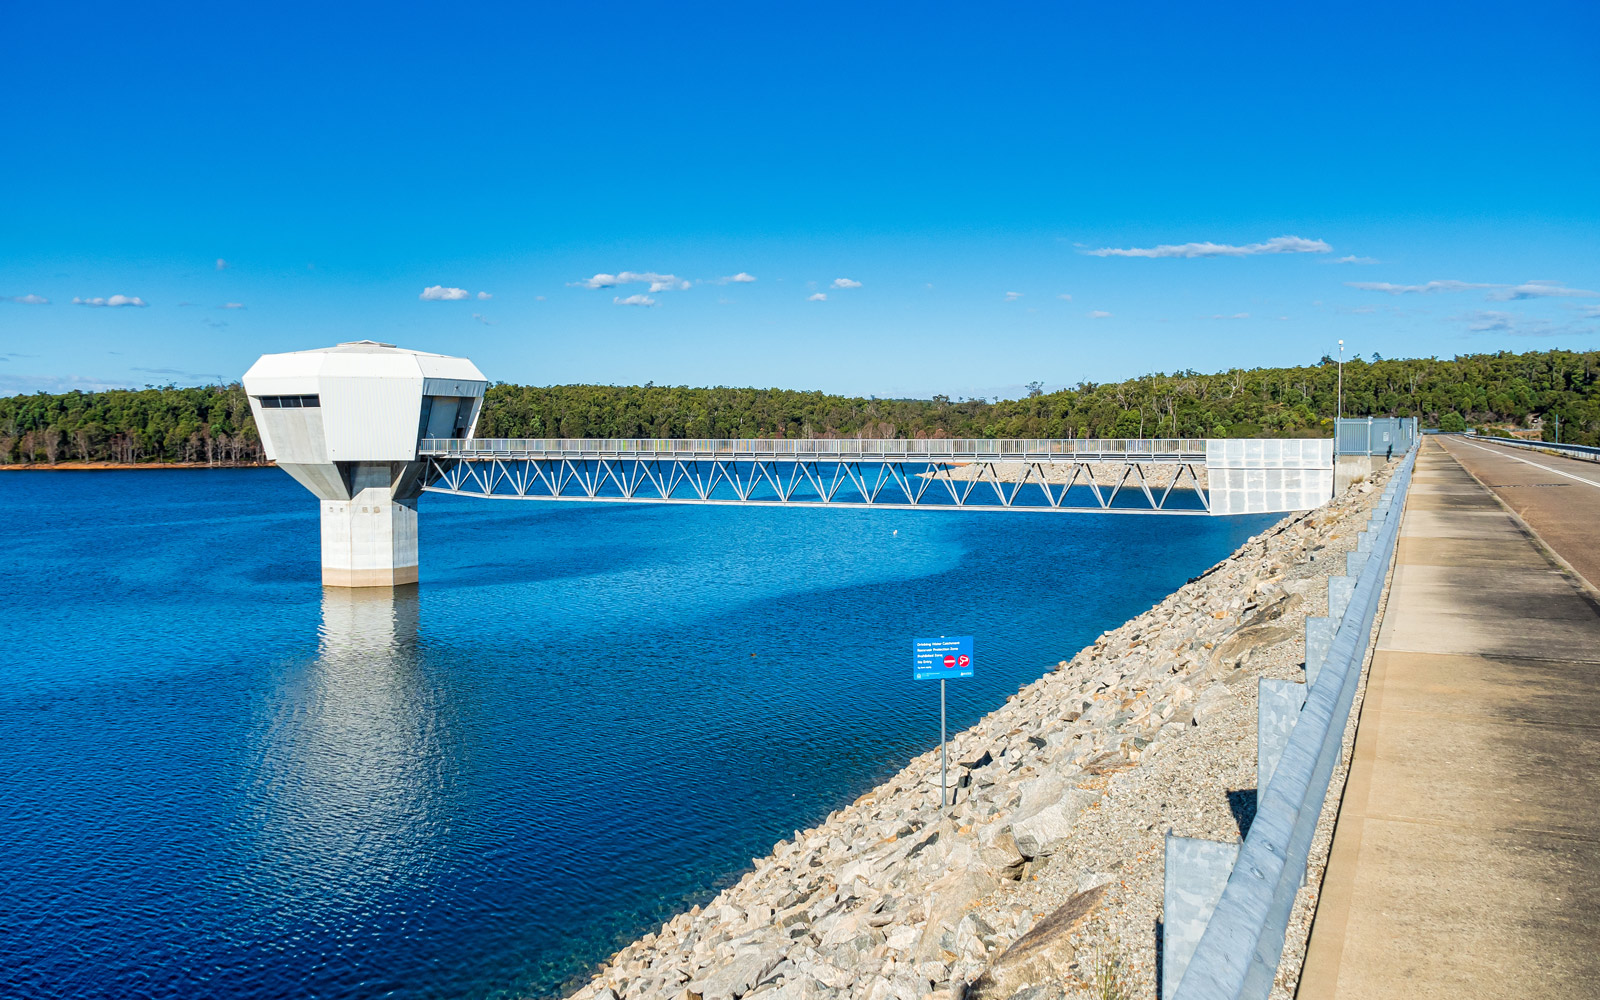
left=566, top=468, right=1395, bottom=1000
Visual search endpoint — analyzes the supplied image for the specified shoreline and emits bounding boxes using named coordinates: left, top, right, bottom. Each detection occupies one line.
left=566, top=465, right=1396, bottom=1000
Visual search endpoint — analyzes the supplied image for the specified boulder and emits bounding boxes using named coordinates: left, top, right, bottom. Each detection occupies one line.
left=1010, top=788, right=1097, bottom=858
left=963, top=884, right=1106, bottom=1000
left=959, top=749, right=994, bottom=771
left=687, top=952, right=784, bottom=1000
left=884, top=924, right=919, bottom=951
left=976, top=823, right=1026, bottom=880
left=912, top=867, right=999, bottom=962
left=756, top=975, right=829, bottom=1000
left=1210, top=622, right=1297, bottom=669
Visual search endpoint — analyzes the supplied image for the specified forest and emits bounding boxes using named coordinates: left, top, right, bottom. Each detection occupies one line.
left=2, top=348, right=1596, bottom=465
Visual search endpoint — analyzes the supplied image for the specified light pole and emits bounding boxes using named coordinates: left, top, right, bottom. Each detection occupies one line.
left=1336, top=339, right=1344, bottom=455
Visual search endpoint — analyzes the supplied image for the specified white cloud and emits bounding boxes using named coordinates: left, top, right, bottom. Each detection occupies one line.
left=420, top=285, right=470, bottom=301
left=1456, top=309, right=1597, bottom=338
left=831, top=277, right=862, bottom=289
left=1209, top=312, right=1251, bottom=319
left=6, top=294, right=48, bottom=304
left=1336, top=255, right=1378, bottom=264
left=712, top=272, right=757, bottom=284
left=574, top=271, right=689, bottom=292
left=1345, top=280, right=1491, bottom=295
left=1488, top=280, right=1598, bottom=301
left=472, top=312, right=495, bottom=325
left=1350, top=278, right=1600, bottom=301
left=1465, top=310, right=1514, bottom=333
left=477, top=291, right=492, bottom=300
left=1056, top=293, right=1072, bottom=301
left=1085, top=235, right=1331, bottom=258
left=807, top=292, right=827, bottom=301
left=221, top=302, right=246, bottom=310
left=73, top=295, right=148, bottom=307
left=613, top=294, right=656, bottom=307
left=215, top=258, right=228, bottom=270
left=1004, top=291, right=1023, bottom=302
left=1088, top=310, right=1112, bottom=318
left=535, top=295, right=547, bottom=301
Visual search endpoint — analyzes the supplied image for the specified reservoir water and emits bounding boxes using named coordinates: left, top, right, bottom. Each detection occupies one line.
left=0, top=469, right=1277, bottom=999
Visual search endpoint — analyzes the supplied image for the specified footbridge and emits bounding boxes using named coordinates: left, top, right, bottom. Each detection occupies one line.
left=243, top=342, right=1339, bottom=587
left=417, top=437, right=1330, bottom=516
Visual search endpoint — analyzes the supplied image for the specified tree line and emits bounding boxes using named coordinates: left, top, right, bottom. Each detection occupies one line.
left=476, top=349, right=1600, bottom=444
left=0, top=383, right=265, bottom=465
left=2, top=348, right=1596, bottom=466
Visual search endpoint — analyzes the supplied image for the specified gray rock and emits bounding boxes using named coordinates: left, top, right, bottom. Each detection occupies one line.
left=1010, top=788, right=1097, bottom=858
left=758, top=975, right=829, bottom=1000
left=959, top=749, right=994, bottom=770
left=913, top=867, right=999, bottom=962
left=976, top=823, right=1026, bottom=880
left=963, top=884, right=1106, bottom=1000
left=687, top=952, right=783, bottom=1000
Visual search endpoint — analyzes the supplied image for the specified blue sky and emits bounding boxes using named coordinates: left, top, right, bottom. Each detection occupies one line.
left=3, top=1, right=1597, bottom=399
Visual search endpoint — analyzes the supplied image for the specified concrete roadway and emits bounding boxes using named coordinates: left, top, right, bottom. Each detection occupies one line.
left=1441, top=437, right=1600, bottom=591
left=1297, top=435, right=1600, bottom=999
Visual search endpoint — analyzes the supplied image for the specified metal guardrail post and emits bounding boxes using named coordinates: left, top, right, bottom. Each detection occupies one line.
left=1168, top=447, right=1415, bottom=1000
left=1327, top=577, right=1354, bottom=621
left=1257, top=679, right=1307, bottom=795
left=1164, top=834, right=1243, bottom=1000
left=1303, top=617, right=1335, bottom=686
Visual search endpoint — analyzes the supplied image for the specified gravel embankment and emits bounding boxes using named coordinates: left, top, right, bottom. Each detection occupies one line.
left=566, top=464, right=1396, bottom=1000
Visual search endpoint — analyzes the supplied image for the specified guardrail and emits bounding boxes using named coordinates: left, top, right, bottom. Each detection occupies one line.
left=420, top=437, right=1210, bottom=462
left=1164, top=446, right=1417, bottom=1000
left=1468, top=434, right=1600, bottom=464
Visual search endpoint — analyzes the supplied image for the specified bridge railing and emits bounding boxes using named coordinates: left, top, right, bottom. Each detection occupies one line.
left=419, top=437, right=1210, bottom=461
left=1469, top=434, right=1600, bottom=464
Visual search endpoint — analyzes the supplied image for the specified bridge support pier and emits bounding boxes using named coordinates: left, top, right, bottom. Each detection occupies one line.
left=319, top=492, right=419, bottom=588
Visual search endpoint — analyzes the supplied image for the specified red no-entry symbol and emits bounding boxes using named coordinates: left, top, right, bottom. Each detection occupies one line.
left=957, top=654, right=970, bottom=668
left=944, top=654, right=956, bottom=668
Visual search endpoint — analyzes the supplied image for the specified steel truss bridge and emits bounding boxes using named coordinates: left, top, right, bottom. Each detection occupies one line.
left=418, top=438, right=1222, bottom=514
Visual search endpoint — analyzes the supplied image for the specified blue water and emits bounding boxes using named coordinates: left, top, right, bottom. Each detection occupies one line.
left=0, top=469, right=1276, bottom=1000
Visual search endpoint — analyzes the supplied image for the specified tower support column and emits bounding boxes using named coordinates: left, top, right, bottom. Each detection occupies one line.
left=319, top=488, right=419, bottom=587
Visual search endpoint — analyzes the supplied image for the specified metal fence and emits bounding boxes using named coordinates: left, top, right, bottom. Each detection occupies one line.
left=1164, top=445, right=1417, bottom=1000
left=1470, top=434, right=1600, bottom=464
left=421, top=437, right=1209, bottom=462
left=1334, top=417, right=1417, bottom=457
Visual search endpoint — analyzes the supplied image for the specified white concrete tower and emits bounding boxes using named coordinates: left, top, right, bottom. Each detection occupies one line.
left=243, top=341, right=487, bottom=587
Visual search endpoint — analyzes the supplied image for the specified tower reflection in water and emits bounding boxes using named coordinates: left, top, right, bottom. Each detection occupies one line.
left=248, top=585, right=458, bottom=935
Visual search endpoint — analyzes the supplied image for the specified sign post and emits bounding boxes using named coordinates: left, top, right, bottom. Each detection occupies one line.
left=914, top=636, right=974, bottom=811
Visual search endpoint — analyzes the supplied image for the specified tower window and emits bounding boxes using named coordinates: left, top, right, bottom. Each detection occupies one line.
left=258, top=395, right=321, bottom=408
